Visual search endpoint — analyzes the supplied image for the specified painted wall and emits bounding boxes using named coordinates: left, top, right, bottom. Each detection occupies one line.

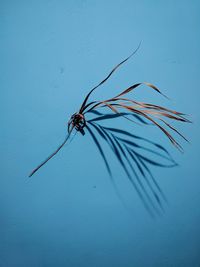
left=1, top=1, right=199, bottom=266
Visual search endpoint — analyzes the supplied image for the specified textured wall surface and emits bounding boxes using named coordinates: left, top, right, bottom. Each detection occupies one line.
left=1, top=1, right=199, bottom=266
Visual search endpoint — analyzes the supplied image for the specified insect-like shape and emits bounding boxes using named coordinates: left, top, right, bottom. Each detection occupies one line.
left=29, top=44, right=190, bottom=182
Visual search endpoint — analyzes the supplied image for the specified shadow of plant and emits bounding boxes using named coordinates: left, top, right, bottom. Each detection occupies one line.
left=86, top=111, right=177, bottom=217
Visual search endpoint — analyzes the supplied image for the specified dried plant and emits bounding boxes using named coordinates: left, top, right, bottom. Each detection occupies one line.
left=29, top=44, right=190, bottom=191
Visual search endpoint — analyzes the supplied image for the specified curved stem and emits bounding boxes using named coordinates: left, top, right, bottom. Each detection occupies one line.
left=29, top=127, right=74, bottom=177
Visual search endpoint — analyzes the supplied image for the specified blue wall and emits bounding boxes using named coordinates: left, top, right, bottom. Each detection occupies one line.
left=1, top=1, right=199, bottom=266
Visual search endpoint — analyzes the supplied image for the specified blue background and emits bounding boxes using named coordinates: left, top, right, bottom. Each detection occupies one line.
left=1, top=1, right=200, bottom=266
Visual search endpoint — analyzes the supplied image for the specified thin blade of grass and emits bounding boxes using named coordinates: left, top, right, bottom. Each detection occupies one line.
left=29, top=127, right=74, bottom=177
left=79, top=43, right=141, bottom=113
left=107, top=97, right=187, bottom=117
left=114, top=82, right=169, bottom=99
left=113, top=103, right=183, bottom=151
left=159, top=118, right=189, bottom=143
